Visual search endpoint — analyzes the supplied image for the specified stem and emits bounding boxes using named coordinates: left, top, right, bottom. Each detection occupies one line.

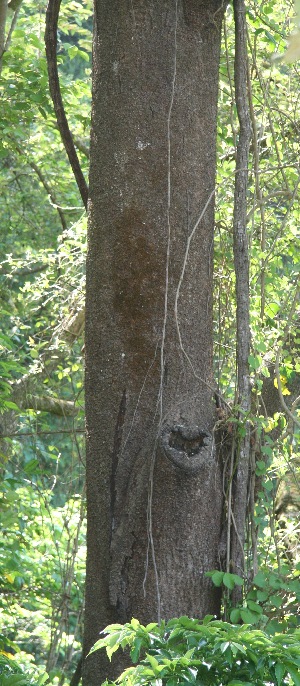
left=231, top=0, right=252, bottom=599
left=45, top=0, right=88, bottom=209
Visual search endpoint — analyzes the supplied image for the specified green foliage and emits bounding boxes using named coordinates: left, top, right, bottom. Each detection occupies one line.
left=0, top=477, right=85, bottom=679
left=208, top=567, right=300, bottom=631
left=0, top=0, right=300, bottom=682
left=0, top=652, right=47, bottom=686
left=89, top=617, right=300, bottom=686
left=0, top=1, right=89, bottom=682
left=214, top=0, right=300, bottom=636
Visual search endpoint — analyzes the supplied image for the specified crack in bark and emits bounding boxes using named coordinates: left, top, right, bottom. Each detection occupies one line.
left=110, top=389, right=127, bottom=529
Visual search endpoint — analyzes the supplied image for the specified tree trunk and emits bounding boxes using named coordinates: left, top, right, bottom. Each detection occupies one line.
left=84, top=1, right=225, bottom=683
left=0, top=0, right=8, bottom=75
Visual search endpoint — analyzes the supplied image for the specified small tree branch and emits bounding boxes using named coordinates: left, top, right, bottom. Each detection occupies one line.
left=18, top=394, right=79, bottom=417
left=58, top=306, right=85, bottom=344
left=0, top=429, right=85, bottom=437
left=0, top=261, right=47, bottom=277
left=45, top=0, right=88, bottom=209
left=29, top=159, right=68, bottom=231
left=10, top=377, right=79, bottom=417
left=9, top=138, right=68, bottom=231
left=73, top=136, right=89, bottom=159
left=4, top=0, right=21, bottom=54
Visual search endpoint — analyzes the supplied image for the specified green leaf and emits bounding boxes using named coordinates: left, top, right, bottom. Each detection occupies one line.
left=106, top=643, right=120, bottom=661
left=223, top=573, right=236, bottom=590
left=231, top=574, right=244, bottom=586
left=88, top=638, right=107, bottom=655
left=256, top=460, right=267, bottom=472
left=130, top=618, right=141, bottom=630
left=23, top=459, right=39, bottom=475
left=202, top=615, right=215, bottom=625
left=240, top=608, right=261, bottom=624
left=78, top=50, right=89, bottom=62
left=263, top=479, right=274, bottom=491
left=269, top=595, right=283, bottom=608
left=211, top=571, right=224, bottom=587
left=248, top=354, right=261, bottom=370
left=275, top=663, right=286, bottom=685
left=253, top=571, right=267, bottom=588
left=145, top=623, right=159, bottom=632
left=1, top=401, right=19, bottom=410
left=246, top=600, right=263, bottom=615
left=130, top=637, right=143, bottom=663
left=289, top=666, right=300, bottom=686
left=0, top=677, right=30, bottom=686
left=231, top=642, right=247, bottom=655
left=145, top=654, right=165, bottom=674
left=230, top=609, right=241, bottom=623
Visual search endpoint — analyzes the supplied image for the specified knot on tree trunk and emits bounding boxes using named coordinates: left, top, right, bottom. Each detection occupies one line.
left=160, top=424, right=213, bottom=474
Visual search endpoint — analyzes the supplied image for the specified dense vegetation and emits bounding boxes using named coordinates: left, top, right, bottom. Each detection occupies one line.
left=0, top=0, right=299, bottom=685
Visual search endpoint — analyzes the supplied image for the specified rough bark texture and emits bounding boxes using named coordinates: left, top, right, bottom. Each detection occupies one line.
left=84, top=1, right=225, bottom=684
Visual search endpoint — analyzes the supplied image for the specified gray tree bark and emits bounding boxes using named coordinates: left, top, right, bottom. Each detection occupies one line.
left=84, top=1, right=226, bottom=684
left=230, top=0, right=251, bottom=599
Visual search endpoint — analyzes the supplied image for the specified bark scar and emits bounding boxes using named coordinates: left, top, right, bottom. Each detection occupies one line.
left=161, top=423, right=213, bottom=474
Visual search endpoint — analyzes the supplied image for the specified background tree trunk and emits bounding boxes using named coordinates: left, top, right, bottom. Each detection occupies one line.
left=0, top=0, right=8, bottom=74
left=84, top=1, right=226, bottom=683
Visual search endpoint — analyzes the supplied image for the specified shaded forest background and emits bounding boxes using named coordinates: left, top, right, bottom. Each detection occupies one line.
left=0, top=0, right=299, bottom=684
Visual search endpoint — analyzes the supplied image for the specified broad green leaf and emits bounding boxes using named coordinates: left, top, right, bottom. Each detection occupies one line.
left=231, top=574, right=244, bottom=586
left=289, top=666, right=300, bottom=686
left=130, top=618, right=141, bottom=630
left=246, top=600, right=263, bottom=615
left=230, top=609, right=241, bottom=623
left=240, top=608, right=261, bottom=624
left=211, top=571, right=224, bottom=587
left=275, top=662, right=286, bottom=685
left=223, top=573, right=236, bottom=590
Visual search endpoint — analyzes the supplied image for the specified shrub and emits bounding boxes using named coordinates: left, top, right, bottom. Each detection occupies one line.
left=89, top=615, right=300, bottom=686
